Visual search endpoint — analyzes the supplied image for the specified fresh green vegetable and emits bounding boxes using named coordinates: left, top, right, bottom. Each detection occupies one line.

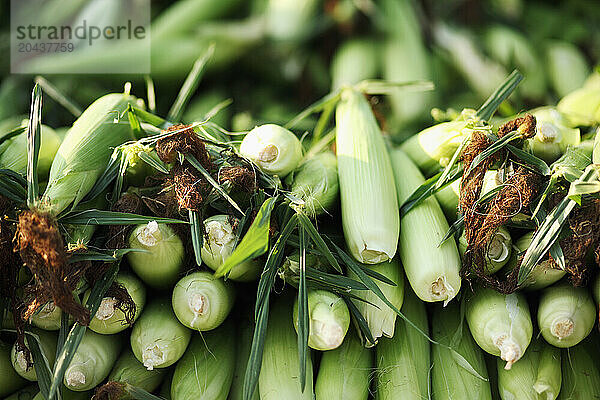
left=458, top=226, right=512, bottom=274
left=259, top=298, right=315, bottom=400
left=240, top=123, right=303, bottom=177
left=557, top=78, right=600, bottom=127
left=11, top=329, right=57, bottom=381
left=171, top=320, right=236, bottom=400
left=0, top=341, right=27, bottom=397
left=537, top=284, right=596, bottom=348
left=546, top=41, right=589, bottom=98
left=130, top=298, right=191, bottom=370
left=5, top=385, right=39, bottom=400
left=466, top=287, right=533, bottom=370
left=201, top=215, right=262, bottom=282
left=496, top=338, right=561, bottom=400
left=63, top=330, right=122, bottom=391
left=558, top=336, right=600, bottom=399
left=315, top=331, right=372, bottom=400
left=290, top=152, right=339, bottom=217
left=375, top=287, right=429, bottom=400
left=108, top=349, right=166, bottom=395
left=230, top=313, right=259, bottom=400
left=331, top=38, right=379, bottom=90
left=504, top=232, right=565, bottom=290
left=347, top=259, right=404, bottom=344
left=528, top=107, right=581, bottom=163
left=0, top=121, right=61, bottom=181
left=41, top=93, right=136, bottom=214
left=85, top=273, right=146, bottom=335
left=431, top=302, right=492, bottom=400
left=127, top=221, right=185, bottom=289
left=29, top=301, right=62, bottom=330
left=171, top=271, right=235, bottom=331
left=336, top=87, right=399, bottom=264
left=391, top=148, right=462, bottom=304
left=293, top=289, right=350, bottom=351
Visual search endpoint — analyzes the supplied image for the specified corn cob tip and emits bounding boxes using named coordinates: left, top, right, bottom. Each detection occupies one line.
left=550, top=317, right=574, bottom=340
left=95, top=298, right=117, bottom=320
left=142, top=345, right=164, bottom=371
left=65, top=366, right=87, bottom=387
left=494, top=335, right=521, bottom=370
left=136, top=221, right=162, bottom=246
left=431, top=276, right=457, bottom=306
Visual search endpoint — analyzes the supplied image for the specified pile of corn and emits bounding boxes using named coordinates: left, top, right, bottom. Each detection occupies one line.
left=1, top=1, right=600, bottom=400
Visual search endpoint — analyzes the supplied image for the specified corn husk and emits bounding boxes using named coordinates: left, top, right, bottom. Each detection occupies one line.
left=331, top=38, right=379, bottom=90
left=291, top=152, right=339, bottom=217
left=431, top=302, right=492, bottom=400
left=347, top=259, right=404, bottom=345
left=11, top=329, right=57, bottom=381
left=375, top=287, right=429, bottom=400
left=171, top=319, right=236, bottom=400
left=466, top=287, right=533, bottom=370
left=259, top=298, right=314, bottom=400
left=336, top=88, right=399, bottom=264
left=497, top=338, right=561, bottom=400
left=41, top=93, right=136, bottom=215
left=315, top=331, right=372, bottom=400
left=108, top=349, right=166, bottom=395
left=558, top=335, right=600, bottom=399
left=0, top=341, right=27, bottom=397
left=391, top=148, right=461, bottom=304
left=229, top=312, right=259, bottom=400
left=528, top=107, right=581, bottom=163
left=537, top=284, right=596, bottom=348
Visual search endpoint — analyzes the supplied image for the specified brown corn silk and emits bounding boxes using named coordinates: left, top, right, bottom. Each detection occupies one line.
left=460, top=115, right=542, bottom=292
left=93, top=381, right=126, bottom=400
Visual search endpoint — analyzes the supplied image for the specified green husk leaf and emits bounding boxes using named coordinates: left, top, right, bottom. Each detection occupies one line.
left=464, top=130, right=520, bottom=176
left=189, top=209, right=203, bottom=266
left=48, top=263, right=118, bottom=400
left=25, top=330, right=53, bottom=399
left=506, top=144, right=551, bottom=175
left=124, top=384, right=164, bottom=400
left=296, top=213, right=342, bottom=273
left=127, top=105, right=144, bottom=140
left=58, top=209, right=187, bottom=225
left=26, top=84, right=42, bottom=207
left=137, top=151, right=169, bottom=174
left=297, top=224, right=309, bottom=391
left=215, top=196, right=277, bottom=278
left=167, top=45, right=215, bottom=122
left=344, top=296, right=376, bottom=346
left=475, top=70, right=524, bottom=121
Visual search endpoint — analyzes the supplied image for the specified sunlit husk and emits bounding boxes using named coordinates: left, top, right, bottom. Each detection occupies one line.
left=336, top=88, right=399, bottom=264
left=391, top=148, right=461, bottom=304
left=331, top=38, right=379, bottom=90
left=375, top=287, right=429, bottom=400
left=347, top=259, right=404, bottom=344
left=466, top=287, right=533, bottom=370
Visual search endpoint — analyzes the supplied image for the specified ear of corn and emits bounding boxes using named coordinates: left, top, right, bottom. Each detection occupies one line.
left=399, top=117, right=471, bottom=177
left=229, top=312, right=259, bottom=400
left=171, top=319, right=236, bottom=400
left=528, top=107, right=581, bottom=163
left=504, top=232, right=565, bottom=290
left=240, top=124, right=303, bottom=177
left=259, top=297, right=315, bottom=400
left=431, top=302, right=492, bottom=400
left=41, top=93, right=136, bottom=215
left=201, top=215, right=262, bottom=282
left=30, top=301, right=62, bottom=331
left=293, top=289, right=350, bottom=351
left=465, top=287, right=533, bottom=370
left=86, top=273, right=146, bottom=335
left=496, top=338, right=561, bottom=400
left=391, top=148, right=462, bottom=304
left=557, top=81, right=600, bottom=127
left=0, top=121, right=61, bottom=181
left=171, top=271, right=235, bottom=331
left=546, top=41, right=590, bottom=98
left=458, top=226, right=512, bottom=275
left=11, top=329, right=57, bottom=381
left=315, top=331, right=373, bottom=400
left=436, top=177, right=461, bottom=221
left=331, top=38, right=379, bottom=90
left=375, top=287, right=429, bottom=400
left=537, top=284, right=596, bottom=348
left=4, top=385, right=39, bottom=400
left=63, top=330, right=122, bottom=391
left=130, top=298, right=191, bottom=371
left=336, top=88, right=399, bottom=264
left=558, top=335, right=600, bottom=399
left=290, top=151, right=339, bottom=218
left=108, top=349, right=167, bottom=394
left=347, top=259, right=404, bottom=345
left=0, top=341, right=27, bottom=397
left=127, top=222, right=185, bottom=289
